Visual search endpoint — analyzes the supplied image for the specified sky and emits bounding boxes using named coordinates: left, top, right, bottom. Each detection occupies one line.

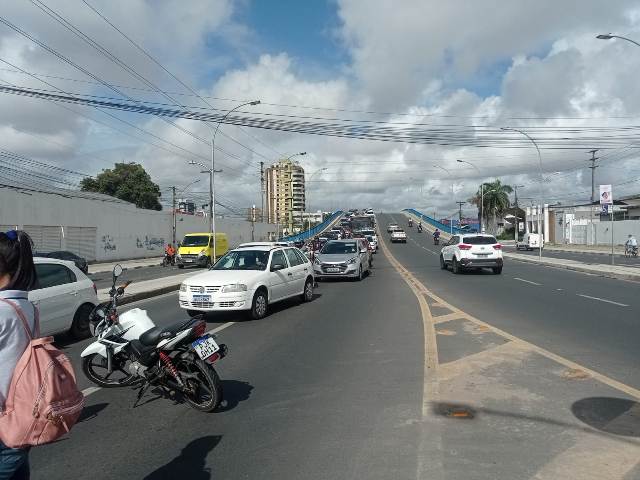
left=2, top=0, right=640, bottom=218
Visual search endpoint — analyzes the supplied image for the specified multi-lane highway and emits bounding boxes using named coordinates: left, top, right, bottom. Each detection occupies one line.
left=30, top=214, right=640, bottom=479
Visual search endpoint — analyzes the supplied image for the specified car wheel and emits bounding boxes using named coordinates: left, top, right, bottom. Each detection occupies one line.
left=492, top=267, right=503, bottom=275
left=439, top=254, right=447, bottom=270
left=452, top=257, right=461, bottom=274
left=70, top=303, right=95, bottom=339
left=357, top=266, right=363, bottom=281
left=250, top=289, right=268, bottom=319
left=300, top=278, right=314, bottom=302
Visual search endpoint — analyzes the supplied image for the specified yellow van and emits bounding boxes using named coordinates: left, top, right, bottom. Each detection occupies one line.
left=176, top=232, right=228, bottom=268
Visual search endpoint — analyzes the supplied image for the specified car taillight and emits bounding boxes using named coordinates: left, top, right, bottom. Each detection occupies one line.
left=493, top=244, right=502, bottom=250
left=92, top=282, right=97, bottom=294
left=459, top=244, right=472, bottom=250
left=192, top=320, right=206, bottom=337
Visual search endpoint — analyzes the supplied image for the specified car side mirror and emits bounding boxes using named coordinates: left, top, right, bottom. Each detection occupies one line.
left=271, top=263, right=286, bottom=272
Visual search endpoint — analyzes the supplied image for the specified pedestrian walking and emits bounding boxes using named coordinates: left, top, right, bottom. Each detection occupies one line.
left=0, top=230, right=38, bottom=480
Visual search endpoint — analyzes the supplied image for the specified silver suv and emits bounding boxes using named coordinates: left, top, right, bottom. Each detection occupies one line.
left=313, top=240, right=370, bottom=281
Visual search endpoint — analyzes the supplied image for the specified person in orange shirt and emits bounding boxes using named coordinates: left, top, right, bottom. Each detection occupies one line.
left=164, top=244, right=176, bottom=266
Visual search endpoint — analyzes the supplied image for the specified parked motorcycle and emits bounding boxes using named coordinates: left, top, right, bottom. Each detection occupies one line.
left=81, top=264, right=227, bottom=412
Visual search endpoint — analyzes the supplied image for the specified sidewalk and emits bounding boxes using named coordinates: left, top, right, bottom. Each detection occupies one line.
left=505, top=251, right=640, bottom=282
left=89, top=257, right=162, bottom=275
left=545, top=243, right=626, bottom=255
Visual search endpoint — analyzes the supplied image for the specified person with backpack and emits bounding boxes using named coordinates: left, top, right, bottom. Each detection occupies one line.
left=0, top=231, right=84, bottom=480
left=0, top=230, right=38, bottom=479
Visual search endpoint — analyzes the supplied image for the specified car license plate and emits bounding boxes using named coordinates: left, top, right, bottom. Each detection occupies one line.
left=192, top=335, right=219, bottom=360
left=327, top=267, right=340, bottom=273
left=475, top=253, right=489, bottom=257
left=193, top=294, right=211, bottom=302
left=184, top=259, right=193, bottom=263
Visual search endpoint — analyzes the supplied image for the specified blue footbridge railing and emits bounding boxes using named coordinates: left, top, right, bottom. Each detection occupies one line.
left=402, top=208, right=467, bottom=235
left=279, top=210, right=344, bottom=243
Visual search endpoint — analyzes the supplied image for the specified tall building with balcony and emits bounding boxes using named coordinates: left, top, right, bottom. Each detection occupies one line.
left=266, top=158, right=305, bottom=234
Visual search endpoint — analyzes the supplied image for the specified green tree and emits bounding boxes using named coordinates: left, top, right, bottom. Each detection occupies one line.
left=469, top=179, right=513, bottom=233
left=80, top=162, right=162, bottom=210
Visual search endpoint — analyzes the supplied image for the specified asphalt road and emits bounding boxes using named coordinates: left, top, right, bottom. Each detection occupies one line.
left=90, top=264, right=204, bottom=289
left=380, top=213, right=640, bottom=390
left=33, top=248, right=425, bottom=479
left=506, top=244, right=640, bottom=268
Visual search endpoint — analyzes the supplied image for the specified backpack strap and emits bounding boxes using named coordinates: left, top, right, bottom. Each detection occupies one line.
left=0, top=298, right=36, bottom=339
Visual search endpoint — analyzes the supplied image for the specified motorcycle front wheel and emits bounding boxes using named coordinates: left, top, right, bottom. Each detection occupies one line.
left=82, top=353, right=137, bottom=388
left=175, top=357, right=222, bottom=412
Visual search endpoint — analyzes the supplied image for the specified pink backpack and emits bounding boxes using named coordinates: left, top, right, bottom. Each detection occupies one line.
left=0, top=298, right=84, bottom=448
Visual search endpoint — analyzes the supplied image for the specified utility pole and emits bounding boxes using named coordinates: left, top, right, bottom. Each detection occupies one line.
left=512, top=185, right=524, bottom=243
left=171, top=186, right=176, bottom=246
left=587, top=149, right=599, bottom=245
left=260, top=161, right=265, bottom=223
left=456, top=201, right=465, bottom=225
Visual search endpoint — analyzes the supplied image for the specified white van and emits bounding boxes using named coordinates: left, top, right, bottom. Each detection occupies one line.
left=516, top=233, right=544, bottom=251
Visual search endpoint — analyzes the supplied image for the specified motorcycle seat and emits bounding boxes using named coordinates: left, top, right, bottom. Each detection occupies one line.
left=139, top=319, right=196, bottom=346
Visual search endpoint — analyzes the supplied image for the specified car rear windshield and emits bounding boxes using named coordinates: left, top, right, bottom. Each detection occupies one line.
left=463, top=236, right=497, bottom=245
left=361, top=230, right=375, bottom=236
left=182, top=235, right=210, bottom=247
left=321, top=242, right=358, bottom=254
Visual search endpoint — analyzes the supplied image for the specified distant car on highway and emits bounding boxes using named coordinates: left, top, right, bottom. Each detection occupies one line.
left=366, top=235, right=378, bottom=253
left=179, top=245, right=314, bottom=319
left=440, top=233, right=503, bottom=275
left=387, top=223, right=399, bottom=233
left=313, top=239, right=370, bottom=281
left=32, top=257, right=98, bottom=338
left=390, top=229, right=407, bottom=243
left=39, top=250, right=89, bottom=274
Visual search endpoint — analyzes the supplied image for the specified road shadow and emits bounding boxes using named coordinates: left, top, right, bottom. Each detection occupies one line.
left=571, top=397, right=640, bottom=437
left=78, top=402, right=109, bottom=423
left=143, top=435, right=222, bottom=480
left=217, top=380, right=254, bottom=412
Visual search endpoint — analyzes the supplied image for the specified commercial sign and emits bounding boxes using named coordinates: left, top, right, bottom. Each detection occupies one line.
left=599, top=184, right=612, bottom=204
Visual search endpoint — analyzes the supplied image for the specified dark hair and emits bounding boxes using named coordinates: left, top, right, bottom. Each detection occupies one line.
left=0, top=230, right=38, bottom=291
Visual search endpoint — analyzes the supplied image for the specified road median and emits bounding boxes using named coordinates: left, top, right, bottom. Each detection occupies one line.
left=97, top=271, right=196, bottom=305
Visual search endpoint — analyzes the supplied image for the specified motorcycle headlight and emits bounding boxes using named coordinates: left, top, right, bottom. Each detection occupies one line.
left=348, top=256, right=357, bottom=264
left=221, top=283, right=247, bottom=293
left=180, top=283, right=187, bottom=292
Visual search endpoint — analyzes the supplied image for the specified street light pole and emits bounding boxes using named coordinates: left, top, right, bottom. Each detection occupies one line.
left=596, top=33, right=640, bottom=48
left=306, top=167, right=327, bottom=231
left=434, top=164, right=454, bottom=234
left=208, top=100, right=260, bottom=264
left=457, top=159, right=484, bottom=232
left=501, top=127, right=544, bottom=261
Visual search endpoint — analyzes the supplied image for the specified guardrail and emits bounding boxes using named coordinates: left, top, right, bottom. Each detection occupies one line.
left=402, top=208, right=467, bottom=235
left=279, top=210, right=344, bottom=243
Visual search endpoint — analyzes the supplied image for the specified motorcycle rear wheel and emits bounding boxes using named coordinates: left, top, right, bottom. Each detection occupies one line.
left=82, top=353, right=137, bottom=388
left=175, top=357, right=222, bottom=412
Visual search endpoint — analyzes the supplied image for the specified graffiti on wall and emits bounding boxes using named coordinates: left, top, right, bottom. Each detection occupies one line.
left=136, top=235, right=166, bottom=251
left=101, top=235, right=116, bottom=252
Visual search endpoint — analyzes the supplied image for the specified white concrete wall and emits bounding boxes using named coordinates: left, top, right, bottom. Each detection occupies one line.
left=0, top=189, right=276, bottom=262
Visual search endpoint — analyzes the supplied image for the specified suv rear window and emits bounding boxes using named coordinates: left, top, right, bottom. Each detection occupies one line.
left=463, top=236, right=497, bottom=245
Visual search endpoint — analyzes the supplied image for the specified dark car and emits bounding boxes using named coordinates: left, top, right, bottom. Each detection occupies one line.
left=40, top=251, right=89, bottom=273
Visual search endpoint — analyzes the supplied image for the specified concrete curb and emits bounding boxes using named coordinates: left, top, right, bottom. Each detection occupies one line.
left=113, top=283, right=182, bottom=306
left=504, top=253, right=640, bottom=282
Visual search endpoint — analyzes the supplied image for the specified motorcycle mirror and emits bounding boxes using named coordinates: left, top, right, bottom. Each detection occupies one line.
left=112, top=264, right=123, bottom=281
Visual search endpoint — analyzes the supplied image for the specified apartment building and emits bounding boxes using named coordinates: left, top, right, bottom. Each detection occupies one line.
left=266, top=158, right=306, bottom=233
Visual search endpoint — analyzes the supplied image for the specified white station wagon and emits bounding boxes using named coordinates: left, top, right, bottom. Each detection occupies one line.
left=179, top=244, right=315, bottom=319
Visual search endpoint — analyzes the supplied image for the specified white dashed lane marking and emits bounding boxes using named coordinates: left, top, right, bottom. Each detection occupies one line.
left=513, top=277, right=542, bottom=286
left=576, top=294, right=629, bottom=307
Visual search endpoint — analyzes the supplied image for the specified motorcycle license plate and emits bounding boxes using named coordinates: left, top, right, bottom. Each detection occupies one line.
left=192, top=335, right=219, bottom=360
left=327, top=267, right=340, bottom=273
left=193, top=294, right=211, bottom=302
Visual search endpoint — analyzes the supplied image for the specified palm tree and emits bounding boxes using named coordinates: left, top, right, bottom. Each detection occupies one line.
left=469, top=179, right=513, bottom=234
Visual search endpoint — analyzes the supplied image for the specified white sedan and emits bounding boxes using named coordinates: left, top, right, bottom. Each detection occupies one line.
left=31, top=257, right=99, bottom=338
left=179, top=245, right=315, bottom=319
